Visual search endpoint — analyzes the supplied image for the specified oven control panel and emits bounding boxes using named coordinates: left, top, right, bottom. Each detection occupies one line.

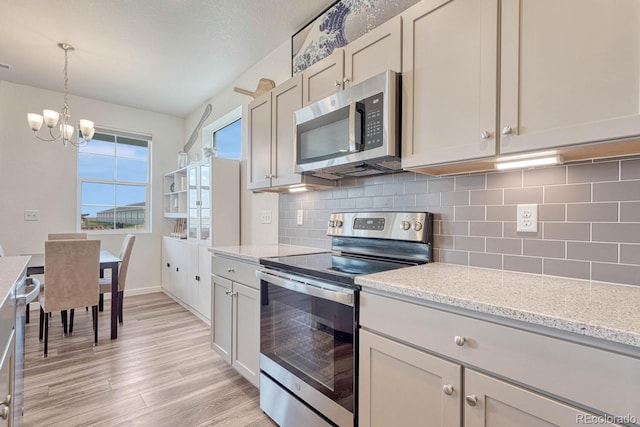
left=327, top=211, right=432, bottom=243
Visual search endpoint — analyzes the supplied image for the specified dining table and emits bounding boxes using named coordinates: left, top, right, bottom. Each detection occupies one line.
left=26, top=249, right=122, bottom=339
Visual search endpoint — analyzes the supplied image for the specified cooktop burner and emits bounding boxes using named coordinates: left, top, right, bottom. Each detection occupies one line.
left=260, top=252, right=419, bottom=286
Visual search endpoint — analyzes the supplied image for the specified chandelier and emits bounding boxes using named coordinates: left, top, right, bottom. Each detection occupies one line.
left=26, top=43, right=95, bottom=147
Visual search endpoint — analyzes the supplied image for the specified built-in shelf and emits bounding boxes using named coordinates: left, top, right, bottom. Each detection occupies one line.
left=163, top=167, right=188, bottom=218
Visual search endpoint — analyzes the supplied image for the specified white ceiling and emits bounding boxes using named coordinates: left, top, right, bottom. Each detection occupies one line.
left=0, top=0, right=335, bottom=118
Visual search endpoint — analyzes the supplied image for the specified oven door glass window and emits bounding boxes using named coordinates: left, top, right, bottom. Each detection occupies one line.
left=261, top=281, right=355, bottom=412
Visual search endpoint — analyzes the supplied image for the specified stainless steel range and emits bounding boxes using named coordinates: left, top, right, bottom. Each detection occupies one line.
left=258, top=211, right=433, bottom=427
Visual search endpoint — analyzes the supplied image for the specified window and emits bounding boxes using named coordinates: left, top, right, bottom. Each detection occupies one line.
left=78, top=129, right=151, bottom=232
left=212, top=118, right=242, bottom=159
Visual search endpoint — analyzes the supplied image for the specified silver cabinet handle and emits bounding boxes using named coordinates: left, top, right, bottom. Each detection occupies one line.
left=465, top=394, right=478, bottom=407
left=334, top=81, right=341, bottom=87
left=502, top=126, right=513, bottom=135
left=0, top=394, right=10, bottom=420
left=227, top=268, right=235, bottom=273
left=224, top=289, right=237, bottom=297
left=454, top=336, right=466, bottom=346
left=442, top=384, right=454, bottom=396
left=343, top=77, right=350, bottom=84
left=480, top=131, right=492, bottom=140
left=263, top=175, right=269, bottom=179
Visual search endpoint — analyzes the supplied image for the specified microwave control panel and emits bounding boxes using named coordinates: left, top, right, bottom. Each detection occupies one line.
left=363, top=92, right=384, bottom=150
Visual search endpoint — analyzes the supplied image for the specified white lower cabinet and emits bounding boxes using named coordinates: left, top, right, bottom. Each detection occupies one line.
left=211, top=254, right=260, bottom=388
left=359, top=292, right=637, bottom=427
left=359, top=329, right=461, bottom=426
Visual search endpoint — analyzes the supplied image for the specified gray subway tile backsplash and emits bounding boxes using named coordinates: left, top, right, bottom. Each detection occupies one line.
left=279, top=156, right=640, bottom=286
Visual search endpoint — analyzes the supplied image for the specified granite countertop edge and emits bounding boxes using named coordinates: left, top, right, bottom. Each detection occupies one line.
left=209, top=244, right=327, bottom=263
left=356, top=264, right=640, bottom=350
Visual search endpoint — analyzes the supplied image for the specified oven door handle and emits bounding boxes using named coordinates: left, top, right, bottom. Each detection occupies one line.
left=257, top=270, right=354, bottom=306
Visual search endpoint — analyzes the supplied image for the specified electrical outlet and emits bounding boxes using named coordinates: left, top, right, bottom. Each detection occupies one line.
left=24, top=210, right=39, bottom=221
left=296, top=209, right=304, bottom=225
left=261, top=210, right=272, bottom=224
left=517, top=204, right=538, bottom=233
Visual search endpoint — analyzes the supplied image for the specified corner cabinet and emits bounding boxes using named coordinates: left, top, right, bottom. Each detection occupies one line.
left=162, top=157, right=239, bottom=322
left=402, top=0, right=640, bottom=174
left=247, top=74, right=334, bottom=192
left=211, top=254, right=260, bottom=388
left=359, top=292, right=638, bottom=427
left=302, top=15, right=402, bottom=106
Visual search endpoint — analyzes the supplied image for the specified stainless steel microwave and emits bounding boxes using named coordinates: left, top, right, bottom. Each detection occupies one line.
left=294, top=70, right=401, bottom=180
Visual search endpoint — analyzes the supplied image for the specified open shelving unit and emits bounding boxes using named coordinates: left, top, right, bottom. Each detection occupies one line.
left=163, top=167, right=188, bottom=218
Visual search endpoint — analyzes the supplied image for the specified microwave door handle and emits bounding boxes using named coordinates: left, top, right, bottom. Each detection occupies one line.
left=348, top=101, right=364, bottom=152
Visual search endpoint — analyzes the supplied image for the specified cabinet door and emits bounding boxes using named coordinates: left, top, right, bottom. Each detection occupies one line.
left=211, top=274, right=232, bottom=364
left=161, top=238, right=173, bottom=295
left=359, top=329, right=462, bottom=427
left=402, top=0, right=498, bottom=169
left=185, top=241, right=199, bottom=309
left=247, top=92, right=273, bottom=190
left=232, top=282, right=260, bottom=388
left=199, top=160, right=210, bottom=242
left=464, top=369, right=625, bottom=427
left=343, top=15, right=402, bottom=89
left=500, top=0, right=640, bottom=155
left=197, top=245, right=212, bottom=320
left=302, top=49, right=344, bottom=106
left=271, top=74, right=304, bottom=188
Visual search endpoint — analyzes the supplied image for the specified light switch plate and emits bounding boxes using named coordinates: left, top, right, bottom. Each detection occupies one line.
left=296, top=210, right=304, bottom=225
left=24, top=209, right=39, bottom=221
left=261, top=210, right=272, bottom=224
left=517, top=204, right=537, bottom=233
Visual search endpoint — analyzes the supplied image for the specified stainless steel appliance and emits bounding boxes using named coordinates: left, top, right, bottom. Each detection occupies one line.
left=294, top=71, right=401, bottom=180
left=258, top=211, right=433, bottom=427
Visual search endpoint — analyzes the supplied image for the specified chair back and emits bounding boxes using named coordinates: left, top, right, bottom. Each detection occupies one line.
left=43, top=239, right=100, bottom=312
left=48, top=232, right=88, bottom=240
left=117, top=234, right=136, bottom=291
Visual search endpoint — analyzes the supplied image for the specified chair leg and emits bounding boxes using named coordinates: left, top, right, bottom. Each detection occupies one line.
left=118, top=291, right=124, bottom=323
left=69, top=309, right=75, bottom=335
left=92, top=305, right=98, bottom=346
left=61, top=310, right=68, bottom=335
left=99, top=293, right=104, bottom=312
left=39, top=307, right=44, bottom=341
left=44, top=311, right=49, bottom=358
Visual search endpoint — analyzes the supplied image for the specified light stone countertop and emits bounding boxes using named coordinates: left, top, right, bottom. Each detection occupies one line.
left=210, top=244, right=327, bottom=263
left=355, top=263, right=640, bottom=349
left=0, top=256, right=30, bottom=306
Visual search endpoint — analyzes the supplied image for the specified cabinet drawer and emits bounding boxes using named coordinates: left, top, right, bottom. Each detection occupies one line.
left=211, top=256, right=259, bottom=289
left=360, top=292, right=640, bottom=420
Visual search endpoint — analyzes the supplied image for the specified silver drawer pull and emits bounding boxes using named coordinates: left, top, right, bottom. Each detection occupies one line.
left=454, top=336, right=466, bottom=346
left=0, top=405, right=8, bottom=420
left=502, top=126, right=513, bottom=135
left=442, top=384, right=454, bottom=396
left=227, top=268, right=235, bottom=273
left=465, top=394, right=478, bottom=407
left=480, top=130, right=492, bottom=140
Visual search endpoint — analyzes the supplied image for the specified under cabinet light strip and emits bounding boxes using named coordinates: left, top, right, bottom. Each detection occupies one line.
left=495, top=155, right=563, bottom=170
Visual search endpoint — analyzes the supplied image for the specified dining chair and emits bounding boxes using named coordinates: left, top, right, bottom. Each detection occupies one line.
left=47, top=232, right=88, bottom=240
left=99, top=234, right=135, bottom=323
left=39, top=239, right=101, bottom=357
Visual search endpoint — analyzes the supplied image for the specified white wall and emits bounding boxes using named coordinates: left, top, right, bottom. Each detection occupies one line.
left=0, top=80, right=184, bottom=294
left=184, top=39, right=293, bottom=245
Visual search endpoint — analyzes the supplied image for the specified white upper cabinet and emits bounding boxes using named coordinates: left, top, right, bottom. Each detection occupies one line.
left=401, top=0, right=499, bottom=170
left=499, top=0, right=640, bottom=155
left=302, top=15, right=402, bottom=106
left=247, top=92, right=272, bottom=190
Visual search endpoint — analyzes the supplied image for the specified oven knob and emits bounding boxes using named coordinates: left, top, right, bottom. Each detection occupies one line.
left=414, top=221, right=423, bottom=231
left=334, top=220, right=343, bottom=228
left=401, top=220, right=411, bottom=231
left=328, top=220, right=335, bottom=227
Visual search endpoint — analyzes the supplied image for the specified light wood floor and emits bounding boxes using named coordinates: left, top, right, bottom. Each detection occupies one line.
left=23, top=292, right=276, bottom=427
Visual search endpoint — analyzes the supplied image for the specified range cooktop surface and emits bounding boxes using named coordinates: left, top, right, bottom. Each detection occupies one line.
left=260, top=252, right=419, bottom=286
